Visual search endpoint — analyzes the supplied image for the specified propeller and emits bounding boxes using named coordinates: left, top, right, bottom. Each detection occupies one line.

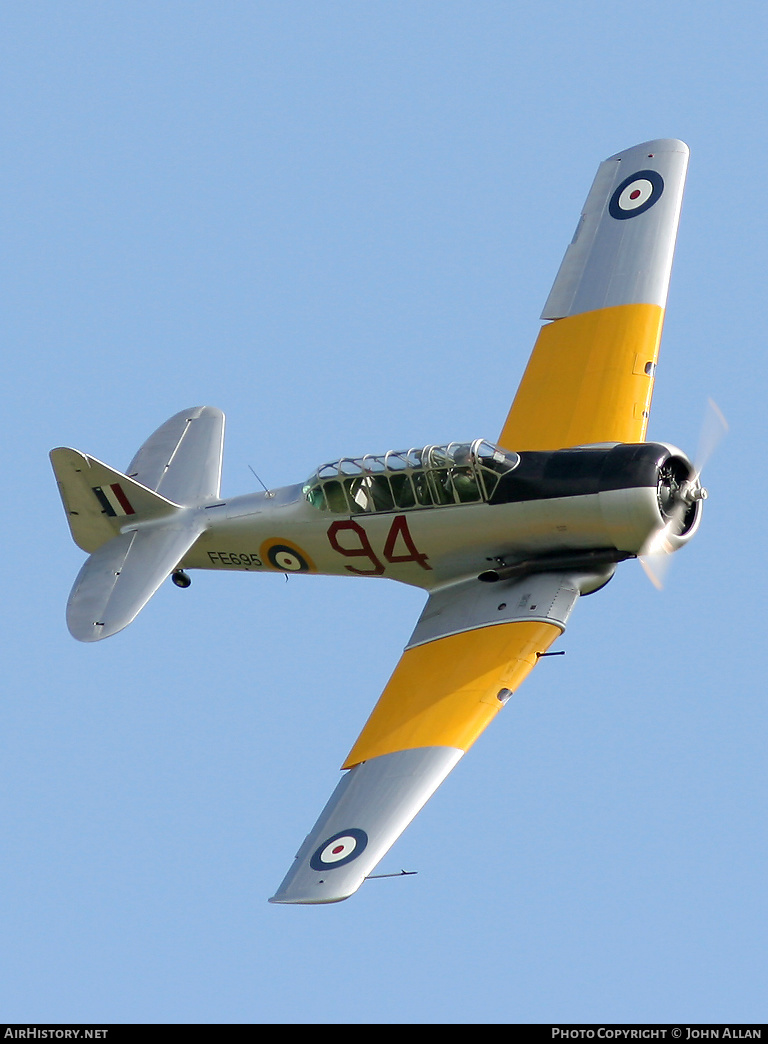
left=639, top=399, right=728, bottom=589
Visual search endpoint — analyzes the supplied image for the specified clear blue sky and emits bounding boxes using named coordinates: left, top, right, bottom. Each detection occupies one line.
left=2, top=0, right=765, bottom=1024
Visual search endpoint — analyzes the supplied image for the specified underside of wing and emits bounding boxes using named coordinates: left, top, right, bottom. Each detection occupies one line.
left=499, top=139, right=689, bottom=452
left=270, top=572, right=586, bottom=904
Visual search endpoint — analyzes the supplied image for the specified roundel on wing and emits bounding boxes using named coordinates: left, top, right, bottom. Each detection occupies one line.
left=608, top=169, right=664, bottom=220
left=310, top=829, right=369, bottom=871
left=259, top=538, right=316, bottom=573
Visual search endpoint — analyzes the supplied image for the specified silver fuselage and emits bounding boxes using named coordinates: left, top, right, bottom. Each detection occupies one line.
left=179, top=441, right=700, bottom=590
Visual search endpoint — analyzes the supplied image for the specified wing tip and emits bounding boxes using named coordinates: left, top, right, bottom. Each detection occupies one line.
left=269, top=855, right=368, bottom=905
left=267, top=893, right=350, bottom=906
left=608, top=138, right=689, bottom=162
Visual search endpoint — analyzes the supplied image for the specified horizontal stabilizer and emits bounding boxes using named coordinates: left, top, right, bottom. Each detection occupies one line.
left=50, top=448, right=180, bottom=553
left=125, top=406, right=225, bottom=504
left=66, top=518, right=204, bottom=642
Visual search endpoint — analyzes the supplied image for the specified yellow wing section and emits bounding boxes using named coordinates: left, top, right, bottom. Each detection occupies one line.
left=498, top=302, right=663, bottom=451
left=343, top=620, right=559, bottom=767
left=343, top=572, right=581, bottom=768
left=499, top=139, right=689, bottom=453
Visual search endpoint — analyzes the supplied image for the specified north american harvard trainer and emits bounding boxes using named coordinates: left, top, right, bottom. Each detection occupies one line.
left=52, top=139, right=708, bottom=903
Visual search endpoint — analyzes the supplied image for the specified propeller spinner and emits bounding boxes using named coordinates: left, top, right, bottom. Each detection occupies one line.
left=639, top=399, right=727, bottom=589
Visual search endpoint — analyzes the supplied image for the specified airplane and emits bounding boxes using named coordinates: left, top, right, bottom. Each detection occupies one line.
left=52, top=138, right=707, bottom=904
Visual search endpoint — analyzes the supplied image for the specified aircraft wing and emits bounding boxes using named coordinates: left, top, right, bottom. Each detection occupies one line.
left=270, top=571, right=583, bottom=903
left=498, top=138, right=689, bottom=451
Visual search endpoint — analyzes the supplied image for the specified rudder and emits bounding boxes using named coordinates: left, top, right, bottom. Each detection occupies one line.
left=50, top=448, right=181, bottom=553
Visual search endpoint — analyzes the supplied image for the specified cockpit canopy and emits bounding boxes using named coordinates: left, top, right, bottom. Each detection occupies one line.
left=303, top=440, right=520, bottom=515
